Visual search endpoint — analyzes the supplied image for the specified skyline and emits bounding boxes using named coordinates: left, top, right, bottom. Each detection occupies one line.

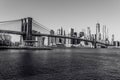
left=0, top=0, right=120, bottom=40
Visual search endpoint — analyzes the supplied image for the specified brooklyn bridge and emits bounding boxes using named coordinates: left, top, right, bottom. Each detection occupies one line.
left=0, top=17, right=113, bottom=48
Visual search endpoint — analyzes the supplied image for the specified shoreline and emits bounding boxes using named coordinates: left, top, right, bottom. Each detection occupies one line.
left=0, top=46, right=119, bottom=50
left=0, top=46, right=52, bottom=50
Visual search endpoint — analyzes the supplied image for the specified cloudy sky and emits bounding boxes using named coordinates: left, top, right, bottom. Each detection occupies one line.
left=0, top=0, right=120, bottom=41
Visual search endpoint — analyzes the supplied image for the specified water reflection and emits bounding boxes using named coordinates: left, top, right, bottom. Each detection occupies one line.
left=19, top=51, right=36, bottom=77
left=0, top=49, right=120, bottom=80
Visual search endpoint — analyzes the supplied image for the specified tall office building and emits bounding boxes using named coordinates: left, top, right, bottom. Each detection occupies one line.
left=71, top=28, right=74, bottom=44
left=74, top=32, right=77, bottom=44
left=106, top=28, right=109, bottom=41
left=82, top=29, right=86, bottom=39
left=61, top=27, right=63, bottom=35
left=79, top=32, right=84, bottom=38
left=111, top=34, right=114, bottom=44
left=87, top=27, right=91, bottom=40
left=57, top=29, right=61, bottom=35
left=50, top=30, right=55, bottom=45
left=102, top=25, right=106, bottom=41
left=91, top=34, right=95, bottom=41
left=71, top=28, right=74, bottom=37
left=64, top=30, right=66, bottom=44
left=112, top=34, right=114, bottom=41
left=96, top=23, right=101, bottom=41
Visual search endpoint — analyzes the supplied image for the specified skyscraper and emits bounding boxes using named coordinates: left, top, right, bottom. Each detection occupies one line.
left=82, top=29, right=86, bottom=39
left=102, top=25, right=106, bottom=41
left=64, top=30, right=66, bottom=44
left=79, top=32, right=84, bottom=38
left=111, top=34, right=114, bottom=44
left=71, top=28, right=74, bottom=37
left=71, top=28, right=74, bottom=44
left=49, top=30, right=55, bottom=45
left=61, top=27, right=63, bottom=35
left=87, top=27, right=91, bottom=40
left=96, top=23, right=101, bottom=41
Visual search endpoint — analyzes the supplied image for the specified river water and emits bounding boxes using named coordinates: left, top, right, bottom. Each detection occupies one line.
left=0, top=48, right=120, bottom=80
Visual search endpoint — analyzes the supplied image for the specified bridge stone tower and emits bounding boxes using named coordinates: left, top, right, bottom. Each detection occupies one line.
left=21, top=17, right=33, bottom=46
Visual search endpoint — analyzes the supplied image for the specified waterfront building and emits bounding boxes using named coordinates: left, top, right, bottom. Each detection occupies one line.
left=35, top=32, right=45, bottom=47
left=65, top=33, right=71, bottom=47
left=37, top=36, right=45, bottom=47
left=0, top=33, right=12, bottom=46
left=113, top=41, right=120, bottom=47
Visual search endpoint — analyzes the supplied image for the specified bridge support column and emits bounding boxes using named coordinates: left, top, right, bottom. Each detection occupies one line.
left=94, top=43, right=97, bottom=48
left=20, top=18, right=27, bottom=46
left=26, top=17, right=32, bottom=40
left=55, top=37, right=56, bottom=45
left=21, top=17, right=33, bottom=46
left=48, top=36, right=50, bottom=46
left=20, top=19, right=24, bottom=45
left=26, top=17, right=33, bottom=46
left=94, top=35, right=97, bottom=48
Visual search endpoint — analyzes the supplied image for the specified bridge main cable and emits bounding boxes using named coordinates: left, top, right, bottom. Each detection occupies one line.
left=0, top=19, right=21, bottom=24
left=32, top=22, right=50, bottom=32
left=32, top=19, right=50, bottom=31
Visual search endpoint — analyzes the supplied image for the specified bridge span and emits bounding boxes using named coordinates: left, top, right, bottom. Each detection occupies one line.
left=0, top=29, right=111, bottom=47
left=0, top=17, right=113, bottom=48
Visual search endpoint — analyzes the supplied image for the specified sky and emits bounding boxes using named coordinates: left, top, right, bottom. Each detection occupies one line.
left=0, top=0, right=120, bottom=41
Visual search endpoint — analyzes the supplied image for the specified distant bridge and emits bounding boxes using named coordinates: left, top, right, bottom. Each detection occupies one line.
left=0, top=17, right=113, bottom=48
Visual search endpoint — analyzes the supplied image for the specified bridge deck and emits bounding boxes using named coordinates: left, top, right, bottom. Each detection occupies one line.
left=0, top=30, right=24, bottom=35
left=0, top=29, right=112, bottom=46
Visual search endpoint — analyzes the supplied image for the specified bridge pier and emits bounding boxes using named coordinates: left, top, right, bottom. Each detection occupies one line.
left=20, top=18, right=27, bottom=46
left=94, top=43, right=97, bottom=48
left=55, top=37, right=57, bottom=45
left=26, top=17, right=32, bottom=40
left=92, top=39, right=97, bottom=48
left=21, top=17, right=33, bottom=46
left=48, top=36, right=50, bottom=46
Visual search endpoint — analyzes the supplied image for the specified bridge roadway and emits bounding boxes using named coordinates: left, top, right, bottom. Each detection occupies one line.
left=0, top=29, right=112, bottom=46
left=32, top=33, right=112, bottom=46
left=0, top=30, right=24, bottom=35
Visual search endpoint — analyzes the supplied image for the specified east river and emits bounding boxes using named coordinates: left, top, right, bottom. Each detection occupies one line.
left=0, top=48, right=120, bottom=80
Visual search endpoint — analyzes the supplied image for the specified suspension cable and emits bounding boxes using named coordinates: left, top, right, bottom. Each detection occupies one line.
left=32, top=19, right=50, bottom=31
left=0, top=19, right=21, bottom=24
left=32, top=22, right=50, bottom=32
